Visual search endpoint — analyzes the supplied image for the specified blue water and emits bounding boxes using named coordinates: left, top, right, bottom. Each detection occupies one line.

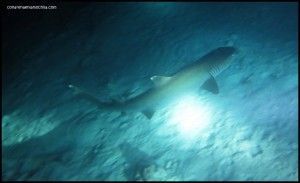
left=2, top=2, right=298, bottom=181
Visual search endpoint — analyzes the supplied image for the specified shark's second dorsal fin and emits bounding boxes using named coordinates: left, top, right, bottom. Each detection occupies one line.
left=150, top=75, right=172, bottom=87
left=201, top=75, right=219, bottom=94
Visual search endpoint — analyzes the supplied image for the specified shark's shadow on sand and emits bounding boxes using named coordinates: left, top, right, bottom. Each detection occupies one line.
left=3, top=109, right=162, bottom=180
left=2, top=112, right=100, bottom=180
left=119, top=141, right=163, bottom=181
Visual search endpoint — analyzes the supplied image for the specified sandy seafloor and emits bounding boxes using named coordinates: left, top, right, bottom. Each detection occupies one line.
left=2, top=2, right=298, bottom=181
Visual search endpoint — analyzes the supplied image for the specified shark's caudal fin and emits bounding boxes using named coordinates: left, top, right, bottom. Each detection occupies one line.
left=68, top=84, right=123, bottom=110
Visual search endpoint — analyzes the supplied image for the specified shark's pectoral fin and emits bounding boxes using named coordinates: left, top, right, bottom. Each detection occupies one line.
left=141, top=109, right=155, bottom=119
left=201, top=75, right=219, bottom=94
left=150, top=75, right=172, bottom=87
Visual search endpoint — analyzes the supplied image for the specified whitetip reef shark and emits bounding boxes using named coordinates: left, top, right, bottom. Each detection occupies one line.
left=69, top=46, right=237, bottom=119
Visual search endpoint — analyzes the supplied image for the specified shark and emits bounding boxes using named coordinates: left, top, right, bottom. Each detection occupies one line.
left=69, top=46, right=237, bottom=119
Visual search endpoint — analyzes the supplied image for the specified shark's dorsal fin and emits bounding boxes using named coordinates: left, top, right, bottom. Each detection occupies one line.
left=142, top=109, right=155, bottom=119
left=201, top=75, right=219, bottom=94
left=150, top=75, right=172, bottom=87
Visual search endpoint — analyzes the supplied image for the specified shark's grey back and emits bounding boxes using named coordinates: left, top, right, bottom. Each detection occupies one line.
left=174, top=46, right=236, bottom=77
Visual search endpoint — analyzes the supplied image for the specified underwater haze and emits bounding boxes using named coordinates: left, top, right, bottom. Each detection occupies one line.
left=2, top=2, right=298, bottom=181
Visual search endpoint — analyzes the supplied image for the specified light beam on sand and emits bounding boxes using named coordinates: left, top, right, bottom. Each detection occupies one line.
left=169, top=95, right=212, bottom=139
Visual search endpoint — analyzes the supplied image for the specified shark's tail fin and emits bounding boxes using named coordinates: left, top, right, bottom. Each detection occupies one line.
left=68, top=84, right=123, bottom=110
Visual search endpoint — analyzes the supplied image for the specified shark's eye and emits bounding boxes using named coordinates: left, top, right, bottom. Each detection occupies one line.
left=169, top=95, right=212, bottom=139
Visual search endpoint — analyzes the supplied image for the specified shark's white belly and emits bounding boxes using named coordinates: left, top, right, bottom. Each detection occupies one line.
left=139, top=71, right=210, bottom=110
